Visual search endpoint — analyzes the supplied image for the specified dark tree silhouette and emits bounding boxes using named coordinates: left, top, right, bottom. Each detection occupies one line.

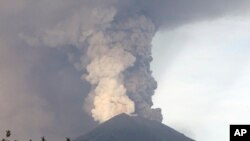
left=41, top=136, right=46, bottom=141
left=1, top=130, right=71, bottom=141
left=6, top=130, right=11, bottom=138
left=66, top=137, right=71, bottom=141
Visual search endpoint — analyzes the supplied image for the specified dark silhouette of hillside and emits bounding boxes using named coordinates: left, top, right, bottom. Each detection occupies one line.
left=74, top=113, right=194, bottom=141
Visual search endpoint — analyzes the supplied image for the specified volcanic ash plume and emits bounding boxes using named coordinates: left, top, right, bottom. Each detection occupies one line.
left=82, top=14, right=162, bottom=122
left=23, top=7, right=162, bottom=123
left=84, top=45, right=136, bottom=122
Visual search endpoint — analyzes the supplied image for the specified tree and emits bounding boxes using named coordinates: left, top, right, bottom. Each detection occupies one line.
left=6, top=130, right=11, bottom=138
left=41, top=136, right=46, bottom=141
left=66, top=137, right=71, bottom=141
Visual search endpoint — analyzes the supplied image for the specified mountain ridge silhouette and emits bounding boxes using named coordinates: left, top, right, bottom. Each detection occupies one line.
left=74, top=113, right=195, bottom=141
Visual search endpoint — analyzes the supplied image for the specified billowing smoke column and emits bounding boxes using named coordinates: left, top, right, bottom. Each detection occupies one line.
left=19, top=0, right=250, bottom=125
left=82, top=13, right=162, bottom=122
left=23, top=5, right=162, bottom=123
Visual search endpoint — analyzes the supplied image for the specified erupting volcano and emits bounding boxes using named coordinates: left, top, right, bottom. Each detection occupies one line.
left=74, top=114, right=194, bottom=141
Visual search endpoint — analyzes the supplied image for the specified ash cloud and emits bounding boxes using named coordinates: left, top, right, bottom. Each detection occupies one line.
left=26, top=3, right=162, bottom=123
left=1, top=0, right=250, bottom=139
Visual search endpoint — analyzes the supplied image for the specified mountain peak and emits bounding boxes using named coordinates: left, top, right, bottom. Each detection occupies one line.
left=109, top=113, right=132, bottom=121
left=75, top=114, right=194, bottom=141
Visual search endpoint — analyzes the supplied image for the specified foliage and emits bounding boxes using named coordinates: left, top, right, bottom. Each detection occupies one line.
left=1, top=130, right=71, bottom=141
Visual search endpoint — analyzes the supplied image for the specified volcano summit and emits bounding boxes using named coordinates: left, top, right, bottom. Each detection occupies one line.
left=74, top=114, right=194, bottom=141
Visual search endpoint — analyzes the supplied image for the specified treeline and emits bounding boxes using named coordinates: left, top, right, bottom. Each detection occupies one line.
left=1, top=130, right=71, bottom=141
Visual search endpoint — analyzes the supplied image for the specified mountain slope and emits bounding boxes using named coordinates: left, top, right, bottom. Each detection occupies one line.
left=75, top=114, right=194, bottom=141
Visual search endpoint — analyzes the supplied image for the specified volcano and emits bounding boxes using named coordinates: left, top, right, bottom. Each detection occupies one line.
left=74, top=114, right=194, bottom=141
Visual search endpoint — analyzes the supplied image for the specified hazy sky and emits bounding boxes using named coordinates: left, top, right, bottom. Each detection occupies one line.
left=152, top=14, right=250, bottom=141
